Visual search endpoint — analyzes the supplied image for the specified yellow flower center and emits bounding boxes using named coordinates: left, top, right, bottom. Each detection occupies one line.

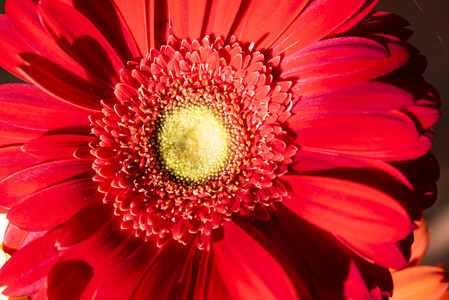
left=157, top=105, right=231, bottom=183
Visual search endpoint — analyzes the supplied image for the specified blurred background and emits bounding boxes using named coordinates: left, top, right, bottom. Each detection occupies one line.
left=0, top=0, right=447, bottom=264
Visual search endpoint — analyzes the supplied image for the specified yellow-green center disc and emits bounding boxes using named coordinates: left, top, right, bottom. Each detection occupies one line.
left=157, top=106, right=231, bottom=183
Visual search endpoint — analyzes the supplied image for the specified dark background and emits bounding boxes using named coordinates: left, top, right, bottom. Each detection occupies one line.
left=0, top=0, right=448, bottom=264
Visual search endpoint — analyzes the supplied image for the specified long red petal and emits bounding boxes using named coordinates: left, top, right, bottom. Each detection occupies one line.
left=167, top=0, right=207, bottom=41
left=288, top=110, right=418, bottom=151
left=0, top=229, right=64, bottom=297
left=281, top=36, right=411, bottom=95
left=38, top=0, right=124, bottom=86
left=270, top=0, right=373, bottom=57
left=212, top=221, right=299, bottom=300
left=202, top=0, right=242, bottom=40
left=281, top=175, right=413, bottom=244
left=22, top=134, right=97, bottom=159
left=0, top=84, right=90, bottom=131
left=229, top=0, right=308, bottom=51
left=7, top=179, right=99, bottom=231
left=0, top=160, right=92, bottom=209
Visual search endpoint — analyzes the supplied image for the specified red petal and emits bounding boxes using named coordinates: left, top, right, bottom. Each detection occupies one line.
left=193, top=248, right=233, bottom=300
left=329, top=1, right=381, bottom=36
left=38, top=0, right=124, bottom=86
left=293, top=81, right=416, bottom=112
left=212, top=221, right=299, bottom=300
left=47, top=260, right=93, bottom=300
left=275, top=204, right=393, bottom=297
left=112, top=0, right=165, bottom=53
left=167, top=0, right=207, bottom=41
left=339, top=238, right=408, bottom=270
left=22, top=134, right=97, bottom=158
left=56, top=0, right=142, bottom=61
left=338, top=11, right=411, bottom=39
left=283, top=36, right=411, bottom=95
left=130, top=242, right=198, bottom=300
left=0, top=16, right=32, bottom=82
left=202, top=0, right=242, bottom=40
left=392, top=153, right=440, bottom=211
left=281, top=175, right=413, bottom=244
left=230, top=0, right=308, bottom=51
left=289, top=110, right=418, bottom=151
left=7, top=179, right=99, bottom=231
left=291, top=149, right=420, bottom=221
left=57, top=204, right=114, bottom=248
left=0, top=146, right=45, bottom=182
left=0, top=160, right=92, bottom=209
left=0, top=84, right=90, bottom=131
left=3, top=225, right=46, bottom=254
left=90, top=242, right=158, bottom=300
left=0, top=229, right=64, bottom=297
left=0, top=121, right=44, bottom=145
left=5, top=0, right=109, bottom=89
left=18, top=53, right=104, bottom=111
left=270, top=0, right=373, bottom=57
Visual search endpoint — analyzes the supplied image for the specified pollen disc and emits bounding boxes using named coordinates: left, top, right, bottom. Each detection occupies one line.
left=156, top=105, right=231, bottom=183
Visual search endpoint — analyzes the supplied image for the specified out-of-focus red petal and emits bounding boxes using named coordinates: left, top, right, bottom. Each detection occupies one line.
left=38, top=0, right=124, bottom=86
left=130, top=242, right=198, bottom=300
left=229, top=0, right=308, bottom=51
left=0, top=84, right=90, bottom=131
left=202, top=0, right=242, bottom=40
left=289, top=110, right=418, bottom=151
left=212, top=221, right=300, bottom=300
left=0, top=160, right=92, bottom=209
left=0, top=229, right=64, bottom=297
left=281, top=175, right=413, bottom=244
left=408, top=219, right=430, bottom=267
left=7, top=179, right=99, bottom=231
left=270, top=0, right=375, bottom=57
left=281, top=36, right=411, bottom=95
left=22, top=134, right=97, bottom=159
left=167, top=0, right=207, bottom=41
left=391, top=266, right=448, bottom=300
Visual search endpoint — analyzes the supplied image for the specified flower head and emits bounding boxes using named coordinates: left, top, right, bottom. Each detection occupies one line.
left=0, top=0, right=441, bottom=299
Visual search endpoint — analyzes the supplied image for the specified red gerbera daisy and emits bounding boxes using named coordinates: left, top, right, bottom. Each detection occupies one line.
left=0, top=0, right=441, bottom=299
